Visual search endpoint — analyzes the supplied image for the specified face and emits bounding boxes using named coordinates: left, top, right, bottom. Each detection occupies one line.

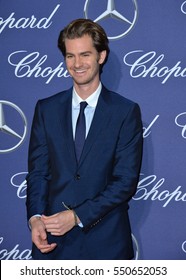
left=65, top=34, right=106, bottom=92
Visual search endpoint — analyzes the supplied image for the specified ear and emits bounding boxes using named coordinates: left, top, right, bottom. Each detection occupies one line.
left=98, top=50, right=107, bottom=65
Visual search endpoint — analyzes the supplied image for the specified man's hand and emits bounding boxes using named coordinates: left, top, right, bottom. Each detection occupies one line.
left=30, top=216, right=57, bottom=253
left=41, top=210, right=77, bottom=236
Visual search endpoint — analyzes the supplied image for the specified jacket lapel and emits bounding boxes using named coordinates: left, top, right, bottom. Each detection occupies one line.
left=58, top=89, right=77, bottom=166
left=78, top=86, right=111, bottom=166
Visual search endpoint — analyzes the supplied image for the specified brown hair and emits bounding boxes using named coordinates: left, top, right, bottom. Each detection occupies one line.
left=58, top=18, right=110, bottom=65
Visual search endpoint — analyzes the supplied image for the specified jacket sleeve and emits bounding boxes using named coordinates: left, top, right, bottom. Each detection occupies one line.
left=26, top=101, right=51, bottom=221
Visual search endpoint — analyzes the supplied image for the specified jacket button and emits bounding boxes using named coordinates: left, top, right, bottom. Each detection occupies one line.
left=75, top=174, right=80, bottom=180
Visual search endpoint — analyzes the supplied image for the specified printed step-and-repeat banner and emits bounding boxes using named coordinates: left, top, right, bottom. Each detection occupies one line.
left=0, top=0, right=186, bottom=260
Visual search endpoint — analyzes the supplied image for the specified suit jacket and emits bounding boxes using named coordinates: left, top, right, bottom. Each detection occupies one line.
left=26, top=85, right=143, bottom=260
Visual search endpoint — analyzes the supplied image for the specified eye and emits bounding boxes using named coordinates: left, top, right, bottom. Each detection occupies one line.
left=66, top=54, right=73, bottom=59
left=82, top=53, right=90, bottom=57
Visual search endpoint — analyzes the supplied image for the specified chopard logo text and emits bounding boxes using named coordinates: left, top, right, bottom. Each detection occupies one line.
left=123, top=50, right=186, bottom=84
left=143, top=113, right=186, bottom=140
left=0, top=4, right=60, bottom=34
left=8, top=50, right=70, bottom=84
left=10, top=172, right=28, bottom=198
left=0, top=237, right=31, bottom=260
left=133, top=174, right=186, bottom=207
left=175, top=112, right=186, bottom=139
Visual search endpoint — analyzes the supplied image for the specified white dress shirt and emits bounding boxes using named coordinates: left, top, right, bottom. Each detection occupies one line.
left=72, top=82, right=102, bottom=139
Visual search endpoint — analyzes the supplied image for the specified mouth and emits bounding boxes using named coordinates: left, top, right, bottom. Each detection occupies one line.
left=74, top=69, right=86, bottom=74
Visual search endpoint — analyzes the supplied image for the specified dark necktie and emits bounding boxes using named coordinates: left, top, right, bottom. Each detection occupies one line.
left=75, top=101, right=88, bottom=161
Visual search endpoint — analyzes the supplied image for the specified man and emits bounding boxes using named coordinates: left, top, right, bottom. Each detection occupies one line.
left=26, top=18, right=143, bottom=260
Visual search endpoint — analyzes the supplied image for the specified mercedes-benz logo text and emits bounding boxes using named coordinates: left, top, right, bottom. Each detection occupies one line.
left=0, top=100, right=27, bottom=153
left=84, top=0, right=138, bottom=40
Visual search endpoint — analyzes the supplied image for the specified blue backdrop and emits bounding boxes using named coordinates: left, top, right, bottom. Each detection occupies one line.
left=0, top=0, right=186, bottom=260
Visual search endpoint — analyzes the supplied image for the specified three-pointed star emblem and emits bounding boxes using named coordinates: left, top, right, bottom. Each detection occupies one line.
left=0, top=101, right=27, bottom=153
left=0, top=103, right=22, bottom=139
left=84, top=0, right=138, bottom=40
left=94, top=0, right=132, bottom=25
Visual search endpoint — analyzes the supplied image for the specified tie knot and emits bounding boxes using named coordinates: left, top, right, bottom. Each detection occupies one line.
left=80, top=101, right=88, bottom=112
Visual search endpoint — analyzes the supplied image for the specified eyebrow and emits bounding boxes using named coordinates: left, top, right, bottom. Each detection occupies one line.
left=66, top=51, right=92, bottom=56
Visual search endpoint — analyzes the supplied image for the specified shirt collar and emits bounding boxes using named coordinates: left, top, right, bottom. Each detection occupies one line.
left=72, top=83, right=102, bottom=108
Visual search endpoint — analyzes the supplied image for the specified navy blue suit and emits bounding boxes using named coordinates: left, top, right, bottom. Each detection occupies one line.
left=26, top=85, right=143, bottom=259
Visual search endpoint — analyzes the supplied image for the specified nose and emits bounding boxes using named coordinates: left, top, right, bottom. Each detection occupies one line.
left=74, top=56, right=82, bottom=68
